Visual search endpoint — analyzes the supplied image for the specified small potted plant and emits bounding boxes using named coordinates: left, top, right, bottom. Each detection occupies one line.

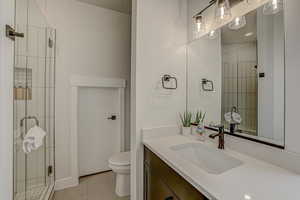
left=180, top=111, right=192, bottom=135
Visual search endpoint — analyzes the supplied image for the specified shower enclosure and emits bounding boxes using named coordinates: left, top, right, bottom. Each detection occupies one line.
left=13, top=0, right=56, bottom=200
left=221, top=42, right=258, bottom=135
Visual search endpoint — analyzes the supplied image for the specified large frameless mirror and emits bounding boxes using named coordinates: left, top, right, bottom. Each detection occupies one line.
left=187, top=0, right=285, bottom=147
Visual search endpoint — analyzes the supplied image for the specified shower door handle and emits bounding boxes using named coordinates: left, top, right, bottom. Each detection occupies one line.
left=6, top=25, right=24, bottom=41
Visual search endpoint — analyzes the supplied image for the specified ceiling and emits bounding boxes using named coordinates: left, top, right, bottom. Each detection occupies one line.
left=77, top=0, right=131, bottom=14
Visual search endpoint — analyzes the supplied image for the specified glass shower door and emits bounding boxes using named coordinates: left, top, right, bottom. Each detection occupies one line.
left=13, top=0, right=56, bottom=200
left=14, top=0, right=30, bottom=199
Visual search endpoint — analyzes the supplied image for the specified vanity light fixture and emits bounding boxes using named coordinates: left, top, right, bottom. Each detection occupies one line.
left=215, top=0, right=232, bottom=21
left=263, top=0, right=283, bottom=15
left=228, top=15, right=247, bottom=30
left=195, top=15, right=206, bottom=33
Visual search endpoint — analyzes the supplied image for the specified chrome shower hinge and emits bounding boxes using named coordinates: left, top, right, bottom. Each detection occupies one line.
left=48, top=38, right=54, bottom=48
left=48, top=165, right=53, bottom=176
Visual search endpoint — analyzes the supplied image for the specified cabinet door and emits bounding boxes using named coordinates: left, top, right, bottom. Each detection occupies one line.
left=145, top=163, right=179, bottom=200
left=150, top=169, right=179, bottom=200
left=144, top=147, right=208, bottom=200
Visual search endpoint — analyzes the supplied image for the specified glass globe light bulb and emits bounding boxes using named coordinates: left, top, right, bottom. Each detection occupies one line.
left=215, top=0, right=232, bottom=21
left=195, top=15, right=206, bottom=33
left=263, top=0, right=283, bottom=15
left=228, top=16, right=247, bottom=30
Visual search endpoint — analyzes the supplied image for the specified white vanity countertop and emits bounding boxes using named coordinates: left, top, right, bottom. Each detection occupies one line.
left=143, top=135, right=300, bottom=200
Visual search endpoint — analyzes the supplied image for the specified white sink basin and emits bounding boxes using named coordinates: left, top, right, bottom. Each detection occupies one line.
left=170, top=143, right=243, bottom=174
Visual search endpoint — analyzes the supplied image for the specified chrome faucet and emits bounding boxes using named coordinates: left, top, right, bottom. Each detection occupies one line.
left=209, top=125, right=225, bottom=149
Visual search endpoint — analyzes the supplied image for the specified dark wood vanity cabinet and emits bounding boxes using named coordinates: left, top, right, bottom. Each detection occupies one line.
left=144, top=147, right=208, bottom=200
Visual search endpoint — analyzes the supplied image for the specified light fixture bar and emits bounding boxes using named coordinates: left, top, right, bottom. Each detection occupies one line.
left=193, top=0, right=217, bottom=18
left=193, top=0, right=243, bottom=18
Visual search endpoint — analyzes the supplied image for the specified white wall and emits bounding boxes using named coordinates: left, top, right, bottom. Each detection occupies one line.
left=257, top=7, right=285, bottom=142
left=131, top=0, right=187, bottom=199
left=0, top=0, right=15, bottom=199
left=36, top=0, right=131, bottom=188
left=285, top=0, right=300, bottom=154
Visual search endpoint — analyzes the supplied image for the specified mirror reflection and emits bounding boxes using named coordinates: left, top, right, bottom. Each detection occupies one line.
left=187, top=4, right=285, bottom=146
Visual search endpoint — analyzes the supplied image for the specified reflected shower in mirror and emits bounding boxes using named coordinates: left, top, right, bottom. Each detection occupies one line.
left=187, top=3, right=285, bottom=147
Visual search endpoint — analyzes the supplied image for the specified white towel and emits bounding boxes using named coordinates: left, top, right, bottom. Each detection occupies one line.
left=22, top=125, right=47, bottom=154
left=224, top=112, right=242, bottom=124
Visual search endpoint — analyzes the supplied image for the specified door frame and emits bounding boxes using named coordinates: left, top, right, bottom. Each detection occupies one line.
left=69, top=75, right=126, bottom=187
left=0, top=0, right=15, bottom=199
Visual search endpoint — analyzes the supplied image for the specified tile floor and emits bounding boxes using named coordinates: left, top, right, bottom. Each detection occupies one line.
left=53, top=172, right=130, bottom=200
left=15, top=185, right=46, bottom=200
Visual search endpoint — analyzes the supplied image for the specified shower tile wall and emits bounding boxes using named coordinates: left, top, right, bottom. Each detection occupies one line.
left=222, top=42, right=257, bottom=134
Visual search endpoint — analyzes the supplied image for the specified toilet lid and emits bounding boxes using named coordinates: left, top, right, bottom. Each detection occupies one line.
left=109, top=151, right=130, bottom=166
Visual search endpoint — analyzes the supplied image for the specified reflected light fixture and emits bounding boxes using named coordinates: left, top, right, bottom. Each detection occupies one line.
left=245, top=32, right=254, bottom=37
left=207, top=29, right=218, bottom=39
left=228, top=15, right=247, bottom=30
left=215, top=0, right=232, bottom=21
left=263, top=0, right=283, bottom=15
left=244, top=194, right=252, bottom=200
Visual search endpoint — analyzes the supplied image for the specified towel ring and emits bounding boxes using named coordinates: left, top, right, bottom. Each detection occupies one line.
left=20, top=116, right=40, bottom=127
left=20, top=116, right=40, bottom=140
left=162, top=74, right=178, bottom=90
left=201, top=78, right=214, bottom=91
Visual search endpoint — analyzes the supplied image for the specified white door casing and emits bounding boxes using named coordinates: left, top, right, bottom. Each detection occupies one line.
left=70, top=76, right=126, bottom=186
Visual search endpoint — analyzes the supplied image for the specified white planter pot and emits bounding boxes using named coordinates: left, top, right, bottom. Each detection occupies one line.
left=181, top=126, right=191, bottom=136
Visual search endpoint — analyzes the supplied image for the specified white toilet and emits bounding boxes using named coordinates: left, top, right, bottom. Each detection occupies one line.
left=108, top=151, right=131, bottom=197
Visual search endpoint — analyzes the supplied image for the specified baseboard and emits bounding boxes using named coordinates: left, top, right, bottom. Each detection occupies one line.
left=54, top=177, right=79, bottom=191
left=43, top=184, right=54, bottom=200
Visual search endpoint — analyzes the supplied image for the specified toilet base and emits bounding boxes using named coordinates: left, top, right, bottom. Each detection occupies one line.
left=115, top=173, right=130, bottom=197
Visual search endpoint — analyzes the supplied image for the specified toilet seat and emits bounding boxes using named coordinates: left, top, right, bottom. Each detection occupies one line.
left=109, top=152, right=130, bottom=166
